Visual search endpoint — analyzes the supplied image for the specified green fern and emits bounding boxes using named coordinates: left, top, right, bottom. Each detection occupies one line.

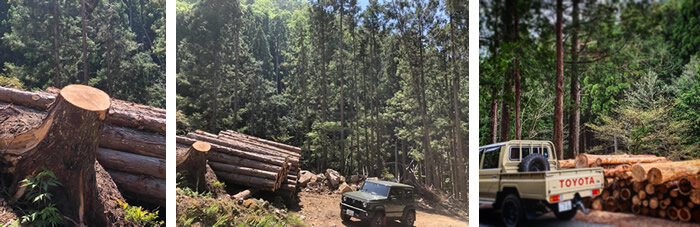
left=19, top=168, right=63, bottom=227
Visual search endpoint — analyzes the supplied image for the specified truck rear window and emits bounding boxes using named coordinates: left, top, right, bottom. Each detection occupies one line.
left=482, top=149, right=499, bottom=169
left=510, top=146, right=550, bottom=161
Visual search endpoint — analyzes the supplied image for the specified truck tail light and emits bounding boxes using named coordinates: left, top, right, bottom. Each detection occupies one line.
left=592, top=189, right=600, bottom=196
left=549, top=195, right=561, bottom=203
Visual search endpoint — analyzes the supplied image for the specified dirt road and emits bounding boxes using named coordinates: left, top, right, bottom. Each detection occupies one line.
left=297, top=191, right=467, bottom=227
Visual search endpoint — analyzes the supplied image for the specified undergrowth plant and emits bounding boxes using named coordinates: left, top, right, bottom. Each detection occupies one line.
left=118, top=200, right=164, bottom=226
left=18, top=168, right=63, bottom=227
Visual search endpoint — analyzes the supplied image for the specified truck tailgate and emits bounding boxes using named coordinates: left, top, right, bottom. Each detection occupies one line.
left=545, top=168, right=604, bottom=203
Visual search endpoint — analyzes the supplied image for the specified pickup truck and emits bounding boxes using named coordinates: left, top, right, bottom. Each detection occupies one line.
left=479, top=140, right=604, bottom=226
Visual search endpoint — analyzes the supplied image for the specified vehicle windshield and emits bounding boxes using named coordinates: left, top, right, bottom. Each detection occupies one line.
left=361, top=182, right=390, bottom=197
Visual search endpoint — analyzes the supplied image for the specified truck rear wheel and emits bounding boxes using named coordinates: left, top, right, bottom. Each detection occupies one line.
left=518, top=153, right=550, bottom=172
left=554, top=208, right=577, bottom=220
left=501, top=194, right=523, bottom=227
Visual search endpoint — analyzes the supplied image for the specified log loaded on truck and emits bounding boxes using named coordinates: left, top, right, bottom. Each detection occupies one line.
left=479, top=140, right=604, bottom=226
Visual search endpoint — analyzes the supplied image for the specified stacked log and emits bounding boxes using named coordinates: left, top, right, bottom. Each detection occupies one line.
left=568, top=153, right=700, bottom=222
left=0, top=86, right=165, bottom=206
left=178, top=130, right=301, bottom=195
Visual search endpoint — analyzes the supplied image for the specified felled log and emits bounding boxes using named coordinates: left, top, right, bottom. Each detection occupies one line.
left=631, top=160, right=700, bottom=182
left=604, top=164, right=632, bottom=177
left=559, top=159, right=576, bottom=168
left=592, top=197, right=603, bottom=210
left=6, top=85, right=120, bottom=225
left=233, top=189, right=258, bottom=200
left=97, top=148, right=165, bottom=179
left=576, top=154, right=667, bottom=168
left=189, top=131, right=299, bottom=165
left=100, top=125, right=166, bottom=158
left=108, top=170, right=165, bottom=206
left=220, top=130, right=301, bottom=154
left=180, top=135, right=294, bottom=168
left=176, top=141, right=211, bottom=192
left=219, top=132, right=299, bottom=158
left=679, top=207, right=692, bottom=222
left=0, top=86, right=55, bottom=110
left=647, top=163, right=700, bottom=185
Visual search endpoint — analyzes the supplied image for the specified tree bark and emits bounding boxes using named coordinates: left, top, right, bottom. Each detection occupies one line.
left=100, top=125, right=166, bottom=158
left=631, top=160, right=700, bottom=182
left=577, top=154, right=667, bottom=168
left=233, top=189, right=258, bottom=200
left=176, top=141, right=211, bottom=192
left=52, top=0, right=61, bottom=87
left=554, top=0, right=564, bottom=160
left=569, top=0, right=581, bottom=159
left=490, top=89, right=499, bottom=143
left=80, top=0, right=89, bottom=84
left=9, top=85, right=112, bottom=225
left=107, top=170, right=165, bottom=206
left=97, top=147, right=165, bottom=179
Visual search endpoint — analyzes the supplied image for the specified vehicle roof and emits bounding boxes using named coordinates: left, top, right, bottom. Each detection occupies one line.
left=479, top=140, right=553, bottom=149
left=366, top=179, right=414, bottom=189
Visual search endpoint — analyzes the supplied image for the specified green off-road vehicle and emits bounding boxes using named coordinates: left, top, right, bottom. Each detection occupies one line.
left=340, top=180, right=416, bottom=227
left=479, top=140, right=604, bottom=226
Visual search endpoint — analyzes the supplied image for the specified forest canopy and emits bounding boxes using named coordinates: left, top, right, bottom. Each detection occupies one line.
left=0, top=0, right=165, bottom=107
left=479, top=0, right=699, bottom=160
left=177, top=0, right=468, bottom=200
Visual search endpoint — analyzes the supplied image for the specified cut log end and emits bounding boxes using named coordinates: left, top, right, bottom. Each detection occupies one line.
left=192, top=141, right=211, bottom=153
left=60, top=85, right=111, bottom=113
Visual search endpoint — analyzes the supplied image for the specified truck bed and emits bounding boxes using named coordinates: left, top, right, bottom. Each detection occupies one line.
left=500, top=167, right=604, bottom=203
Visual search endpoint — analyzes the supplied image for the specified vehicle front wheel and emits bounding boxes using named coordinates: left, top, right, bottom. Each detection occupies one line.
left=369, top=212, right=386, bottom=227
left=554, top=208, right=577, bottom=221
left=500, top=194, right=523, bottom=227
left=401, top=209, right=416, bottom=227
left=340, top=210, right=351, bottom=222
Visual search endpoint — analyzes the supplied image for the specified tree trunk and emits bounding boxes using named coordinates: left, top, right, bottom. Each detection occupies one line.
left=569, top=0, right=581, bottom=158
left=80, top=0, right=89, bottom=84
left=490, top=88, right=499, bottom=143
left=52, top=0, right=61, bottom=87
left=450, top=9, right=466, bottom=200
left=554, top=0, right=564, bottom=160
left=9, top=85, right=113, bottom=225
left=176, top=141, right=211, bottom=192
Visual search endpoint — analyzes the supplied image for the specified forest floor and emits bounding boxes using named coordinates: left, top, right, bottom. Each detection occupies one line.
left=297, top=191, right=467, bottom=227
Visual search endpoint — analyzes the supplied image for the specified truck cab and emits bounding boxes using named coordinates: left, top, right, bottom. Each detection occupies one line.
left=479, top=140, right=604, bottom=226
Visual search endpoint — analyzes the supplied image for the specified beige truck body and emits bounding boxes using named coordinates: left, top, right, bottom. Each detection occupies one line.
left=479, top=140, right=604, bottom=205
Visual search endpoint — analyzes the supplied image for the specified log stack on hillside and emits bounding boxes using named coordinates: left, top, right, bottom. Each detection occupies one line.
left=0, top=86, right=165, bottom=206
left=562, top=153, right=700, bottom=222
left=177, top=130, right=300, bottom=196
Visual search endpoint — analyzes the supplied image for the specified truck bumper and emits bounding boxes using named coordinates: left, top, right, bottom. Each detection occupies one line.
left=340, top=202, right=371, bottom=220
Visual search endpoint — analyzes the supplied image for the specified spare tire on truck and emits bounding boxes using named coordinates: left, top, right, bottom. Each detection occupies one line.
left=518, top=153, right=550, bottom=172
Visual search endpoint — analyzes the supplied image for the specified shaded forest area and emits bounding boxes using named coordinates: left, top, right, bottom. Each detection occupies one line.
left=480, top=0, right=699, bottom=160
left=177, top=0, right=468, bottom=200
left=0, top=0, right=165, bottom=108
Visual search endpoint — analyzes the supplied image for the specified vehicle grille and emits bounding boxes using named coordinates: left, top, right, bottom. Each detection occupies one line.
left=344, top=197, right=364, bottom=209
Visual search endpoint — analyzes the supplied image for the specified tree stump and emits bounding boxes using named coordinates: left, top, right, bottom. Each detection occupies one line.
left=176, top=141, right=211, bottom=192
left=8, top=85, right=113, bottom=226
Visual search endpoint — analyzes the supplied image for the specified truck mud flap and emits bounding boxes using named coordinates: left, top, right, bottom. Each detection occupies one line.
left=576, top=200, right=588, bottom=215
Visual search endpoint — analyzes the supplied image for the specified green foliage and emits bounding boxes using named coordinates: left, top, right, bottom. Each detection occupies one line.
left=179, top=187, right=212, bottom=198
left=0, top=73, right=23, bottom=89
left=19, top=168, right=63, bottom=227
left=118, top=200, right=164, bottom=226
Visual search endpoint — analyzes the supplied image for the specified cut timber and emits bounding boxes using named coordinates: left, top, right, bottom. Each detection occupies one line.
left=176, top=141, right=211, bottom=192
left=220, top=130, right=301, bottom=154
left=668, top=206, right=679, bottom=221
left=691, top=189, right=700, bottom=205
left=100, top=125, right=166, bottom=158
left=592, top=197, right=603, bottom=210
left=604, top=164, right=631, bottom=177
left=7, top=85, right=113, bottom=226
left=694, top=209, right=700, bottom=222
left=632, top=204, right=641, bottom=214
left=209, top=162, right=279, bottom=181
left=647, top=163, right=700, bottom=185
left=649, top=197, right=658, bottom=209
left=575, top=154, right=667, bottom=168
left=0, top=86, right=55, bottom=110
left=233, top=189, right=258, bottom=200
left=678, top=207, right=692, bottom=222
left=620, top=188, right=631, bottom=201
left=188, top=132, right=299, bottom=164
left=558, top=159, right=575, bottom=168
left=96, top=148, right=165, bottom=179
left=219, top=133, right=299, bottom=158
left=179, top=136, right=293, bottom=167
left=108, top=170, right=165, bottom=206
left=208, top=151, right=283, bottom=173
left=216, top=171, right=276, bottom=191
left=631, top=160, right=700, bottom=182
left=645, top=183, right=655, bottom=195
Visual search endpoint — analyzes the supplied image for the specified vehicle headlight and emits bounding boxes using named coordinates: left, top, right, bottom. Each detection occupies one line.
left=363, top=202, right=368, bottom=207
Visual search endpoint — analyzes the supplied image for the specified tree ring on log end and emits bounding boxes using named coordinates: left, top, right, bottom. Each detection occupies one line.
left=192, top=141, right=211, bottom=154
left=60, top=85, right=111, bottom=113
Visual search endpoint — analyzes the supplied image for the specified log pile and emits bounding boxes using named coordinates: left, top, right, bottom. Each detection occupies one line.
left=0, top=86, right=165, bottom=206
left=565, top=153, right=700, bottom=222
left=177, top=130, right=301, bottom=195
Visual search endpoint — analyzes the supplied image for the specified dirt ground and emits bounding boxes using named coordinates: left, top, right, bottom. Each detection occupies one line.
left=297, top=191, right=467, bottom=227
left=573, top=210, right=700, bottom=227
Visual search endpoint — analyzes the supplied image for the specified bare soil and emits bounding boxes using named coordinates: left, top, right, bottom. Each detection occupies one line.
left=573, top=210, right=700, bottom=227
left=297, top=191, right=467, bottom=227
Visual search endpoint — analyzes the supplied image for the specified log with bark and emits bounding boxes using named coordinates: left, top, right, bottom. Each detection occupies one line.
left=559, top=159, right=576, bottom=168
left=631, top=160, right=700, bottom=182
left=575, top=154, right=668, bottom=168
